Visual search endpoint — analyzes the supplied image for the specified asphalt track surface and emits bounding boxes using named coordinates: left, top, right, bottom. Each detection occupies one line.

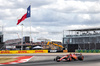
left=2, top=55, right=100, bottom=66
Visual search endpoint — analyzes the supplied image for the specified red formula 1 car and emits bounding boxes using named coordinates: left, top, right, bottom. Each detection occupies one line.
left=54, top=53, right=84, bottom=62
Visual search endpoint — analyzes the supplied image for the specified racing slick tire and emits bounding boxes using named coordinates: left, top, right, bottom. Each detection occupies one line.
left=55, top=56, right=61, bottom=62
left=78, top=56, right=84, bottom=61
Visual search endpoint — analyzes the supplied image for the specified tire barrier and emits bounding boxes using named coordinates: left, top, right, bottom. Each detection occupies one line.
left=75, top=50, right=100, bottom=53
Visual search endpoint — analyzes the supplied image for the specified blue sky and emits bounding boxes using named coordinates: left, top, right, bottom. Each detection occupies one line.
left=0, top=0, right=100, bottom=42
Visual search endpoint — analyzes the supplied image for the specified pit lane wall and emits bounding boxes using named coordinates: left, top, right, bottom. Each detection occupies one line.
left=75, top=50, right=100, bottom=53
left=0, top=50, right=48, bottom=54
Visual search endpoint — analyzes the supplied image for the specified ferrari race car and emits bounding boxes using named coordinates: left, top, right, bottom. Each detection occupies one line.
left=54, top=53, right=84, bottom=62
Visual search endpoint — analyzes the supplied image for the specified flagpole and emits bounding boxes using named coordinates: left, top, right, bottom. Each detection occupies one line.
left=30, top=4, right=31, bottom=44
left=30, top=23, right=31, bottom=44
left=21, top=24, right=23, bottom=50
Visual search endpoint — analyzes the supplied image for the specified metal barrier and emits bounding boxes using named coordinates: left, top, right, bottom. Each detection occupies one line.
left=75, top=50, right=100, bottom=53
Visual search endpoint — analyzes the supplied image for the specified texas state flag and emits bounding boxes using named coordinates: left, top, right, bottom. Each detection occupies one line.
left=17, top=5, right=31, bottom=25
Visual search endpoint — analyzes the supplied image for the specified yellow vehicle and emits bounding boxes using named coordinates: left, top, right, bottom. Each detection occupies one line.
left=46, top=41, right=64, bottom=50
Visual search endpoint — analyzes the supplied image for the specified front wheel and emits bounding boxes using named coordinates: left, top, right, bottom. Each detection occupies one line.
left=56, top=56, right=61, bottom=62
left=78, top=56, right=84, bottom=61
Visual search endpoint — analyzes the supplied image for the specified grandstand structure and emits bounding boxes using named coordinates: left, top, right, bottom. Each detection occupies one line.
left=4, top=36, right=62, bottom=50
left=63, top=27, right=100, bottom=52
